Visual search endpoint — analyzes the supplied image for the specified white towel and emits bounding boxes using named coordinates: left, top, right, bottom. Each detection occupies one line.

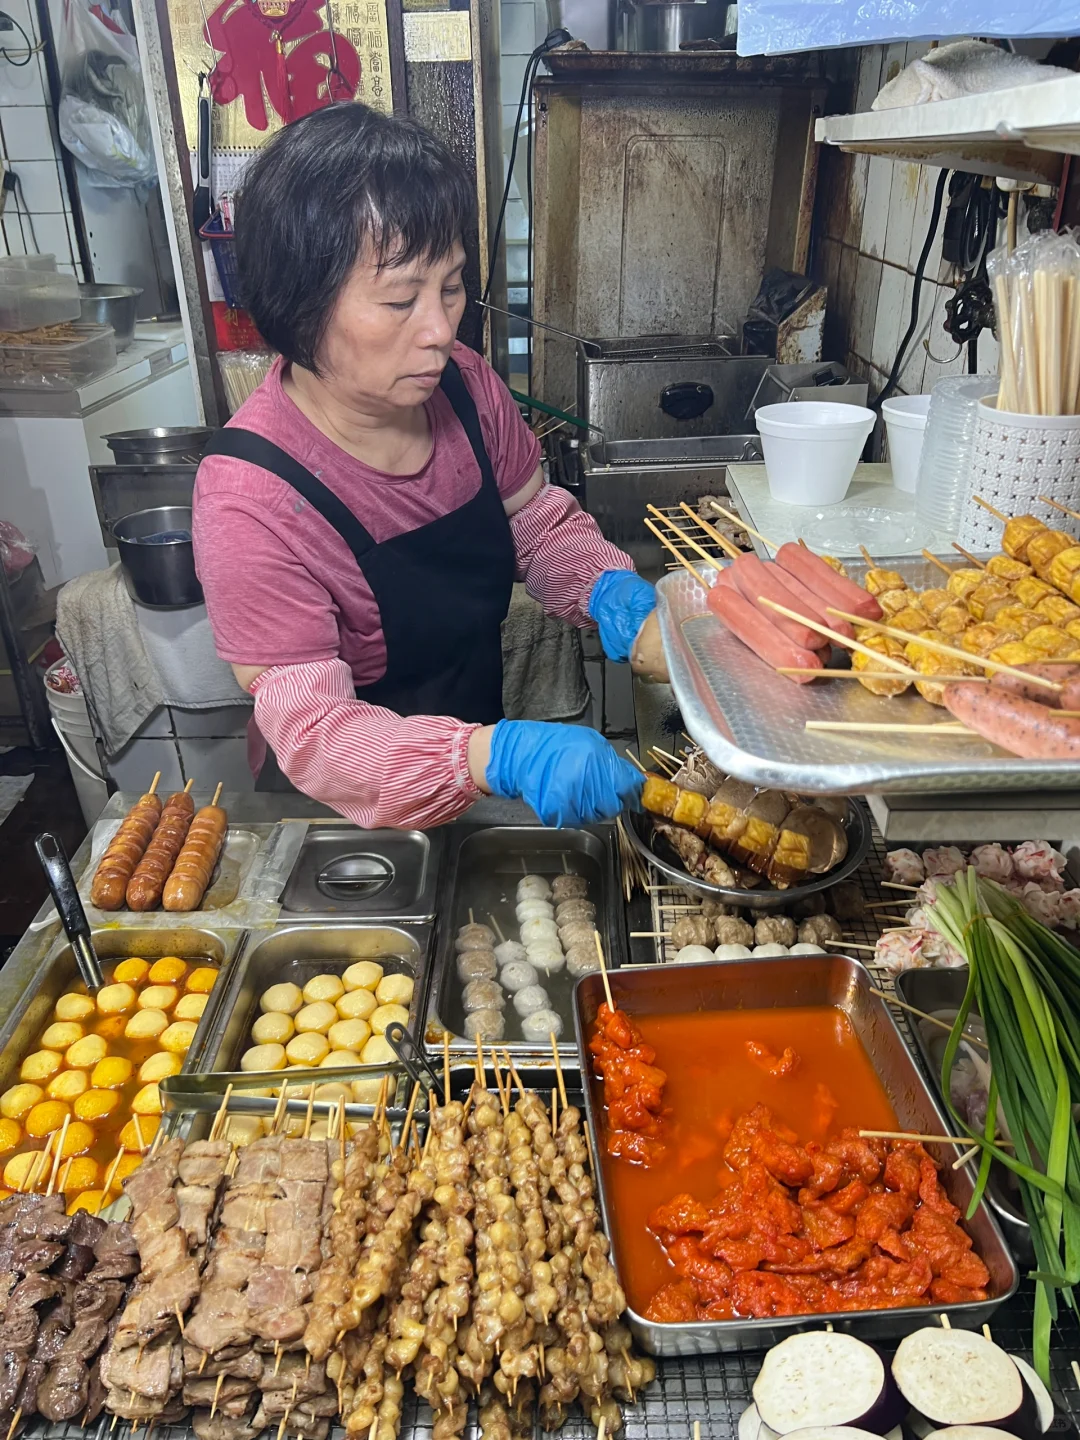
left=873, top=40, right=1072, bottom=110
left=136, top=602, right=249, bottom=709
left=500, top=585, right=590, bottom=722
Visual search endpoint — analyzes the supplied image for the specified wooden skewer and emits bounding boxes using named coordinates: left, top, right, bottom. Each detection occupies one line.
left=646, top=504, right=724, bottom=573
left=973, top=495, right=1009, bottom=523
left=951, top=542, right=986, bottom=570
left=593, top=930, right=615, bottom=1012
left=475, top=1033, right=485, bottom=1089
left=26, top=1133, right=54, bottom=1193
left=806, top=721, right=973, bottom=736
left=210, top=1371, right=225, bottom=1419
left=869, top=987, right=988, bottom=1049
left=550, top=1034, right=569, bottom=1110
left=303, top=1081, right=316, bottom=1140
left=46, top=1114, right=70, bottom=1196
left=132, top=1112, right=146, bottom=1153
left=756, top=597, right=917, bottom=676
left=822, top=605, right=1063, bottom=691
left=148, top=771, right=161, bottom=796
left=401, top=1080, right=421, bottom=1142
left=490, top=1050, right=509, bottom=1116
left=693, top=1423, right=701, bottom=1440
left=97, top=1146, right=125, bottom=1213
left=882, top=880, right=920, bottom=891
left=859, top=545, right=876, bottom=567
left=5, top=1407, right=21, bottom=1440
left=443, top=1031, right=451, bottom=1101
left=597, top=1415, right=607, bottom=1440
left=624, top=749, right=648, bottom=775
left=182, top=778, right=195, bottom=793
left=679, top=501, right=742, bottom=561
left=823, top=939, right=877, bottom=951
left=1039, top=494, right=1080, bottom=525
left=859, top=1129, right=1011, bottom=1146
left=778, top=667, right=987, bottom=683
left=1071, top=1358, right=1080, bottom=1390
left=488, top=914, right=505, bottom=944
left=210, top=1083, right=234, bottom=1142
left=922, top=549, right=953, bottom=575
left=701, top=499, right=778, bottom=551
left=643, top=517, right=708, bottom=586
left=211, top=782, right=223, bottom=806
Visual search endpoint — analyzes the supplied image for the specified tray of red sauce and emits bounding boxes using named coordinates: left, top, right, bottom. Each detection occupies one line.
left=572, top=954, right=1018, bottom=1356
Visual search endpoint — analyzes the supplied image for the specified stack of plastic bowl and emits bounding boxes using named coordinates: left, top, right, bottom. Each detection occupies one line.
left=914, top=375, right=998, bottom=539
left=755, top=401, right=876, bottom=505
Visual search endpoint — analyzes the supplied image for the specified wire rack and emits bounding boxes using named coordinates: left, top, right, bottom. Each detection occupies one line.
left=650, top=502, right=750, bottom=575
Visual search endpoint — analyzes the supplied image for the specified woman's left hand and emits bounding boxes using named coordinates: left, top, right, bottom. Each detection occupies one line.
left=630, top=610, right=669, bottom=684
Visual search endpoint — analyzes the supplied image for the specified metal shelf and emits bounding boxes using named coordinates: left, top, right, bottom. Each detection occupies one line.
left=814, top=73, right=1080, bottom=184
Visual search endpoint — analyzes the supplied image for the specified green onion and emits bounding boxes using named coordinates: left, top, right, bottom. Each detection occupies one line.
left=926, top=868, right=1080, bottom=1384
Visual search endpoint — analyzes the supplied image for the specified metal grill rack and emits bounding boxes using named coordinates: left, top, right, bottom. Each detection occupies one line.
left=649, top=502, right=750, bottom=574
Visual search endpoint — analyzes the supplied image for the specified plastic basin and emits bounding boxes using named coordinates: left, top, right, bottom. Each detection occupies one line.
left=755, top=401, right=875, bottom=506
left=882, top=394, right=931, bottom=494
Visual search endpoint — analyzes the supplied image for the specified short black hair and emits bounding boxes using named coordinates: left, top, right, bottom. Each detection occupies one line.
left=234, top=104, right=475, bottom=374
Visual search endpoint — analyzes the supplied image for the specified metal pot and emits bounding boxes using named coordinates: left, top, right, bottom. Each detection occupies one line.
left=626, top=0, right=732, bottom=49
left=105, top=427, right=215, bottom=465
left=78, top=284, right=143, bottom=351
left=112, top=505, right=203, bottom=608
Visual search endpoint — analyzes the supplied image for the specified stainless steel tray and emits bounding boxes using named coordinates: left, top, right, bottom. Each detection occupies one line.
left=623, top=797, right=872, bottom=909
left=196, top=923, right=430, bottom=1079
left=278, top=825, right=445, bottom=923
left=572, top=953, right=1018, bottom=1356
left=425, top=825, right=624, bottom=1056
left=895, top=968, right=1032, bottom=1261
left=656, top=556, right=1080, bottom=794
left=0, top=926, right=247, bottom=1090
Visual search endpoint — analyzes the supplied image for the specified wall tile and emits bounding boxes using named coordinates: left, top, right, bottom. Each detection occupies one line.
left=500, top=52, right=529, bottom=105
left=26, top=211, right=76, bottom=265
left=0, top=0, right=40, bottom=46
left=10, top=158, right=63, bottom=213
left=0, top=105, right=56, bottom=161
left=500, top=2, right=536, bottom=54
left=0, top=215, right=29, bottom=255
left=860, top=156, right=892, bottom=260
left=871, top=261, right=906, bottom=374
left=0, top=49, right=47, bottom=104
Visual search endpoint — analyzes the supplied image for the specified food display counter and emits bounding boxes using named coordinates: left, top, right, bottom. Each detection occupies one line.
left=0, top=780, right=1077, bottom=1440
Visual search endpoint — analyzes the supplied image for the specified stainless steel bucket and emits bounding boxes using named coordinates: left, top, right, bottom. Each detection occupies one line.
left=105, top=427, right=215, bottom=465
left=77, top=284, right=143, bottom=351
left=626, top=0, right=732, bottom=50
left=112, top=504, right=203, bottom=608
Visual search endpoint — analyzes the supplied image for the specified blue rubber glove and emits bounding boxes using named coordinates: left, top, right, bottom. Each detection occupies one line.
left=486, top=719, right=644, bottom=828
left=588, top=569, right=657, bottom=663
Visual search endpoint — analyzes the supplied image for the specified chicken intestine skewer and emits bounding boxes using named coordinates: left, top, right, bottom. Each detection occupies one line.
left=304, top=1120, right=380, bottom=1360
left=457, top=1079, right=518, bottom=1392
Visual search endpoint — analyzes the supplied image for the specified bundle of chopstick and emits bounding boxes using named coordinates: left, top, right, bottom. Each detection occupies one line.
left=990, top=229, right=1080, bottom=416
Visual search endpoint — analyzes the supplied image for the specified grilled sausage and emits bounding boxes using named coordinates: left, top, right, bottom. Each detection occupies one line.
left=729, top=555, right=831, bottom=651
left=943, top=681, right=1080, bottom=759
left=775, top=542, right=884, bottom=622
left=986, top=661, right=1080, bottom=713
left=89, top=792, right=163, bottom=910
left=125, top=792, right=196, bottom=911
left=706, top=583, right=823, bottom=682
left=162, top=804, right=228, bottom=911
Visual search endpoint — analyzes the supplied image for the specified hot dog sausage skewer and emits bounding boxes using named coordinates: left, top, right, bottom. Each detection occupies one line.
left=89, top=772, right=163, bottom=911
left=162, top=783, right=227, bottom=912
left=125, top=780, right=198, bottom=911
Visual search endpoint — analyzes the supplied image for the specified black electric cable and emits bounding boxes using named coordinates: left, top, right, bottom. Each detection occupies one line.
left=0, top=8, right=36, bottom=64
left=15, top=175, right=39, bottom=252
left=875, top=167, right=949, bottom=407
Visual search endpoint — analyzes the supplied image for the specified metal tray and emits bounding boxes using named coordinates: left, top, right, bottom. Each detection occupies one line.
left=279, top=825, right=445, bottom=923
left=196, top=922, right=430, bottom=1079
left=572, top=953, right=1019, bottom=1356
left=425, top=825, right=624, bottom=1056
left=895, top=968, right=1032, bottom=1261
left=656, top=556, right=1080, bottom=794
left=0, top=926, right=246, bottom=1091
left=623, top=797, right=872, bottom=909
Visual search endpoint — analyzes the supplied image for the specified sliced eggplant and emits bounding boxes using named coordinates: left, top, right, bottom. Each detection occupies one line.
left=739, top=1405, right=782, bottom=1440
left=892, top=1330, right=1038, bottom=1440
left=1010, top=1357, right=1054, bottom=1433
left=754, top=1333, right=904, bottom=1436
left=780, top=1429, right=887, bottom=1440
left=925, top=1430, right=1030, bottom=1440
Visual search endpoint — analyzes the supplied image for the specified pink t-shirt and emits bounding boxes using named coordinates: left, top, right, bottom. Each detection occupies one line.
left=192, top=342, right=540, bottom=682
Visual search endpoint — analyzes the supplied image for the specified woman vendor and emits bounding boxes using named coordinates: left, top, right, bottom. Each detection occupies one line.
left=193, top=103, right=667, bottom=831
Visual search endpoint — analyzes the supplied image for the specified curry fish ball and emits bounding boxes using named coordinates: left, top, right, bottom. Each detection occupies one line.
left=327, top=1018, right=371, bottom=1053
left=68, top=1191, right=105, bottom=1215
left=92, top=1057, right=133, bottom=1090
left=160, top=1020, right=198, bottom=1055
left=60, top=1121, right=95, bottom=1157
left=320, top=1050, right=359, bottom=1068
left=252, top=1012, right=295, bottom=1046
left=174, top=993, right=208, bottom=1022
left=20, top=1051, right=62, bottom=1084
left=41, top=1021, right=84, bottom=1051
left=139, top=1052, right=182, bottom=1084
left=131, top=1083, right=163, bottom=1116
left=139, top=985, right=179, bottom=1012
left=303, top=974, right=345, bottom=1005
left=370, top=1004, right=408, bottom=1037
left=261, top=982, right=303, bottom=1016
left=26, top=1100, right=70, bottom=1137
left=93, top=1017, right=126, bottom=1042
left=336, top=989, right=377, bottom=1022
left=186, top=967, right=218, bottom=994
left=96, top=983, right=137, bottom=1016
left=375, top=974, right=414, bottom=1008
left=295, top=1001, right=337, bottom=1035
left=241, top=1043, right=286, bottom=1073
left=112, top=958, right=150, bottom=985
left=115, top=1153, right=144, bottom=1183
left=285, top=1033, right=330, bottom=1067
left=125, top=1009, right=168, bottom=1041
left=119, top=1115, right=158, bottom=1150
left=47, top=1070, right=88, bottom=1102
left=4, top=1153, right=38, bottom=1189
left=360, top=1035, right=395, bottom=1065
left=343, top=961, right=383, bottom=993
left=0, top=1120, right=20, bottom=1154
left=67, top=1033, right=109, bottom=1069
left=148, top=957, right=187, bottom=984
left=1, top=1084, right=43, bottom=1120
left=54, top=993, right=95, bottom=1023
left=75, top=1089, right=121, bottom=1122
left=62, top=1156, right=100, bottom=1192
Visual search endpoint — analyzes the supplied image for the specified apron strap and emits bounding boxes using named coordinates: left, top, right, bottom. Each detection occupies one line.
left=201, top=427, right=377, bottom=561
left=438, top=356, right=498, bottom=491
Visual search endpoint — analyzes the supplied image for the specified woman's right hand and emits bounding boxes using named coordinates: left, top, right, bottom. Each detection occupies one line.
left=475, top=719, right=642, bottom=828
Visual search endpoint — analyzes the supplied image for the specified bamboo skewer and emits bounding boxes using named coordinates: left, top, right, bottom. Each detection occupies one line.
left=643, top=518, right=707, bottom=586
left=922, top=549, right=953, bottom=575
left=46, top=1114, right=70, bottom=1196
left=756, top=597, right=917, bottom=677
left=951, top=543, right=986, bottom=570
left=211, top=782, right=223, bottom=806
left=778, top=667, right=988, bottom=683
left=550, top=1033, right=569, bottom=1110
left=646, top=504, right=724, bottom=574
left=869, top=987, right=988, bottom=1051
left=678, top=501, right=743, bottom=561
left=701, top=500, right=778, bottom=552
left=973, top=495, right=1009, bottom=523
left=859, top=1129, right=1012, bottom=1147
left=148, top=771, right=161, bottom=796
left=806, top=721, right=973, bottom=736
left=593, top=930, right=615, bottom=1012
left=1039, top=494, right=1080, bottom=525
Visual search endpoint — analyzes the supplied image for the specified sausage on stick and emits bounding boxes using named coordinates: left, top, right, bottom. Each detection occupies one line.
left=126, top=780, right=196, bottom=911
left=89, top=773, right=162, bottom=911
left=942, top=682, right=1080, bottom=759
left=162, top=783, right=227, bottom=912
left=707, top=584, right=824, bottom=682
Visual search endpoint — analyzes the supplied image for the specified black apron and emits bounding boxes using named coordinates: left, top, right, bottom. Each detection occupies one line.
left=202, top=357, right=516, bottom=791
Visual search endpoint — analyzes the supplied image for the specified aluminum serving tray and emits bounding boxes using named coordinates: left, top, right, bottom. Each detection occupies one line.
left=657, top=556, right=1080, bottom=794
left=572, top=953, right=1018, bottom=1356
left=278, top=825, right=445, bottom=923
left=0, top=926, right=248, bottom=1088
left=426, top=825, right=624, bottom=1056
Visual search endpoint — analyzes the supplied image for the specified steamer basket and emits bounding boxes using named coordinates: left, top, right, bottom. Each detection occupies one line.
left=957, top=394, right=1080, bottom=550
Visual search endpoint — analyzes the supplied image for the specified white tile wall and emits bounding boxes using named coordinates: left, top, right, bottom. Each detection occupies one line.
left=0, top=0, right=80, bottom=268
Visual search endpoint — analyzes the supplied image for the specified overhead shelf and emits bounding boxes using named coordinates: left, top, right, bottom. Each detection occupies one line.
left=814, top=73, right=1080, bottom=184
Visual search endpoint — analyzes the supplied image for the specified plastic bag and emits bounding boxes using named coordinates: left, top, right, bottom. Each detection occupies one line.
left=738, top=1, right=1080, bottom=55
left=58, top=0, right=156, bottom=187
left=0, top=521, right=36, bottom=578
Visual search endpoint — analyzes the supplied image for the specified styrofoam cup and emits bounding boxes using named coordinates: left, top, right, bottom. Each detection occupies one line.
left=882, top=394, right=931, bottom=493
left=755, top=401, right=876, bottom=506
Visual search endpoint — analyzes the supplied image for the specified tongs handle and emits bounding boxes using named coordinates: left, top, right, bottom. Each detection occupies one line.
left=384, top=1022, right=444, bottom=1105
left=34, top=832, right=104, bottom=992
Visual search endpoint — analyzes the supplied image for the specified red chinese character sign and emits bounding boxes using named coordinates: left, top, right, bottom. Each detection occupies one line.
left=204, top=0, right=360, bottom=129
